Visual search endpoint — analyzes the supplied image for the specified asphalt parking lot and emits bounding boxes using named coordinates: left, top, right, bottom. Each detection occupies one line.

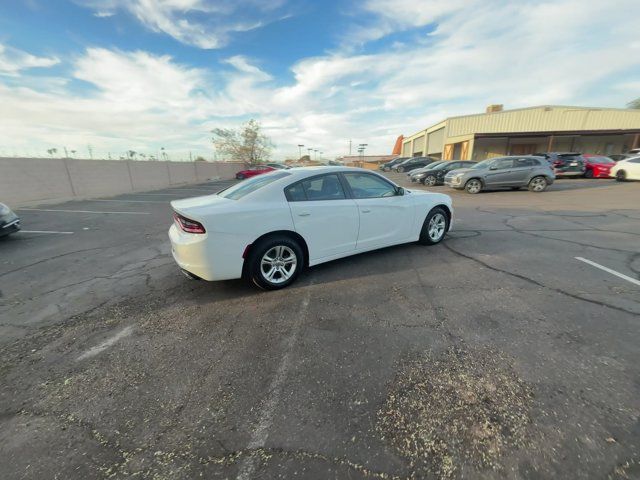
left=1, top=174, right=639, bottom=479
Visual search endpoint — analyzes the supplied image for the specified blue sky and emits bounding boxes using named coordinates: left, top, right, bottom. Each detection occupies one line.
left=1, top=0, right=639, bottom=160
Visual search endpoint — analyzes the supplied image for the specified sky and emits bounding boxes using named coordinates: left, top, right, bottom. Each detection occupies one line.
left=0, top=0, right=639, bottom=161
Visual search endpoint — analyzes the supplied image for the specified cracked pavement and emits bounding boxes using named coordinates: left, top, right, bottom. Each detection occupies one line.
left=1, top=176, right=639, bottom=479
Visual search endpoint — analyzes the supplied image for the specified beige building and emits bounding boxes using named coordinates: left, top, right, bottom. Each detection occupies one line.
left=401, top=105, right=640, bottom=161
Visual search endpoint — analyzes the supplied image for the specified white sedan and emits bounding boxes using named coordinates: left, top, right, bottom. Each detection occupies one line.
left=611, top=156, right=640, bottom=181
left=169, top=167, right=453, bottom=289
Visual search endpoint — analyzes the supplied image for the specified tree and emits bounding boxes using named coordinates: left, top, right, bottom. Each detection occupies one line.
left=127, top=150, right=137, bottom=160
left=47, top=148, right=57, bottom=157
left=212, top=119, right=272, bottom=165
left=194, top=156, right=207, bottom=161
left=627, top=98, right=640, bottom=109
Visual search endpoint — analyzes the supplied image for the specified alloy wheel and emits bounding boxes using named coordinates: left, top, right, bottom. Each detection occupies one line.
left=530, top=177, right=547, bottom=192
left=428, top=213, right=446, bottom=241
left=466, top=179, right=481, bottom=194
left=425, top=175, right=436, bottom=186
left=260, top=245, right=297, bottom=284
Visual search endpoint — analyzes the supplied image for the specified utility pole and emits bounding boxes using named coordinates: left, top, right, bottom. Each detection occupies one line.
left=349, top=139, right=352, bottom=156
left=298, top=144, right=304, bottom=160
left=87, top=145, right=93, bottom=159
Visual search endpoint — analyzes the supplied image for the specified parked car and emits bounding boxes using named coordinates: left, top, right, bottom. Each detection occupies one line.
left=610, top=156, right=640, bottom=181
left=0, top=203, right=21, bottom=237
left=581, top=155, right=616, bottom=178
left=408, top=161, right=446, bottom=181
left=415, top=161, right=477, bottom=186
left=169, top=167, right=453, bottom=289
left=235, top=165, right=276, bottom=179
left=444, top=156, right=554, bottom=193
left=379, top=157, right=409, bottom=172
left=533, top=152, right=585, bottom=177
left=266, top=163, right=290, bottom=170
left=393, top=156, right=437, bottom=173
left=609, top=154, right=632, bottom=162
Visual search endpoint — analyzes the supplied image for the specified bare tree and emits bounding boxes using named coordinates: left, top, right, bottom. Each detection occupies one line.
left=627, top=98, right=640, bottom=109
left=127, top=150, right=137, bottom=160
left=212, top=119, right=272, bottom=165
left=47, top=148, right=57, bottom=157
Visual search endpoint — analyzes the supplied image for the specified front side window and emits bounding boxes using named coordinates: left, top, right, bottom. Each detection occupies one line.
left=343, top=173, right=396, bottom=199
left=219, top=171, right=290, bottom=200
left=490, top=158, right=514, bottom=170
left=471, top=159, right=492, bottom=169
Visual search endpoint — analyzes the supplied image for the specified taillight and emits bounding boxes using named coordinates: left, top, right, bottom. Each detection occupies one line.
left=173, top=212, right=206, bottom=234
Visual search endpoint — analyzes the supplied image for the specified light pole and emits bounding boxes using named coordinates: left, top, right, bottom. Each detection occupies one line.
left=297, top=144, right=304, bottom=160
left=358, top=143, right=367, bottom=167
left=314, top=149, right=318, bottom=161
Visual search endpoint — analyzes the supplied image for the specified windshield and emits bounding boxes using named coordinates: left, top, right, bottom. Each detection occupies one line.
left=470, top=159, right=492, bottom=169
left=218, top=171, right=290, bottom=200
left=430, top=162, right=450, bottom=170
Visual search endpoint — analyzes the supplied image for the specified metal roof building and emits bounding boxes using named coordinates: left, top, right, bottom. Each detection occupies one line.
left=401, top=105, right=640, bottom=161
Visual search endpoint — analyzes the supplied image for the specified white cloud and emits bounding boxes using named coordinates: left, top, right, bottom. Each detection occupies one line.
left=2, top=0, right=640, bottom=160
left=0, top=44, right=59, bottom=76
left=76, top=0, right=288, bottom=49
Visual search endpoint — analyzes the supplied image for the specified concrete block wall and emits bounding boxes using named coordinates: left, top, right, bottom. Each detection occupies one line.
left=0, top=157, right=245, bottom=207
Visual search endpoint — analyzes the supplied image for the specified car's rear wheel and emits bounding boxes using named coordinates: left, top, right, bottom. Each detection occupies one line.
left=616, top=170, right=626, bottom=182
left=247, top=236, right=303, bottom=290
left=397, top=167, right=405, bottom=173
left=528, top=176, right=548, bottom=192
left=465, top=178, right=482, bottom=194
left=424, top=175, right=437, bottom=186
left=419, top=207, right=449, bottom=245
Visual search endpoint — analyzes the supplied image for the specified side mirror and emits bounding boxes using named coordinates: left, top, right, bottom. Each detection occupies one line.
left=395, top=187, right=405, bottom=196
left=489, top=165, right=497, bottom=170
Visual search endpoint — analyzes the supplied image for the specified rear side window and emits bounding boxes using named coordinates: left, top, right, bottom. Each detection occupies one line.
left=515, top=158, right=539, bottom=167
left=284, top=174, right=346, bottom=201
left=218, top=171, right=290, bottom=200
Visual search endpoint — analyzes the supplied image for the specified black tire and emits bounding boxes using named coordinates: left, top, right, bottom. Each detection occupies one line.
left=465, top=178, right=482, bottom=194
left=383, top=167, right=390, bottom=172
left=616, top=170, right=626, bottom=182
left=584, top=169, right=593, bottom=178
left=528, top=176, right=548, bottom=192
left=236, top=174, right=245, bottom=180
left=397, top=167, right=405, bottom=173
left=418, top=207, right=449, bottom=245
left=246, top=235, right=304, bottom=290
left=424, top=175, right=437, bottom=187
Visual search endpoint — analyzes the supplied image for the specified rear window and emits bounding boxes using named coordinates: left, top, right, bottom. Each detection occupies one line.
left=218, top=171, right=290, bottom=200
left=514, top=157, right=540, bottom=167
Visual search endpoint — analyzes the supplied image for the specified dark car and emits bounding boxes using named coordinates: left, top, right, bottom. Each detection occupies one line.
left=414, top=160, right=477, bottom=186
left=533, top=152, right=586, bottom=177
left=0, top=203, right=21, bottom=237
left=379, top=157, right=409, bottom=172
left=392, top=156, right=437, bottom=173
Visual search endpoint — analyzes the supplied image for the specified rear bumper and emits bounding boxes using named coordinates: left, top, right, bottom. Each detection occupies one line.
left=168, top=224, right=245, bottom=281
left=0, top=217, right=20, bottom=237
left=444, top=178, right=464, bottom=189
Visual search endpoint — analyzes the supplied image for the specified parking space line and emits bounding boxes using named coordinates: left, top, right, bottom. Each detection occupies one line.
left=236, top=287, right=313, bottom=480
left=89, top=199, right=168, bottom=204
left=18, top=208, right=151, bottom=215
left=575, top=257, right=640, bottom=287
left=20, top=230, right=74, bottom=234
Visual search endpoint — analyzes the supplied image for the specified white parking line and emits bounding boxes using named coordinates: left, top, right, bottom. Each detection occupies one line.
left=19, top=208, right=151, bottom=215
left=20, top=230, right=74, bottom=235
left=575, top=257, right=640, bottom=287
left=236, top=287, right=313, bottom=480
left=89, top=199, right=168, bottom=204
left=77, top=326, right=134, bottom=361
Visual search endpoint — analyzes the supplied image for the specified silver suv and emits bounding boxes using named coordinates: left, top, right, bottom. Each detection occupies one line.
left=444, top=156, right=555, bottom=194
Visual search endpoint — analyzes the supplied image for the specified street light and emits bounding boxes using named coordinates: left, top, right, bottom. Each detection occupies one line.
left=297, top=144, right=304, bottom=160
left=358, top=143, right=367, bottom=167
left=313, top=149, right=319, bottom=160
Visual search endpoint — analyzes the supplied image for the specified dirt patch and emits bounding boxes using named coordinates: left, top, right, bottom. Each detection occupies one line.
left=377, top=345, right=533, bottom=478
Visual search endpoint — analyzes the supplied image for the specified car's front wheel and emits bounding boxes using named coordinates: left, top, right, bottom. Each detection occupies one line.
left=616, top=170, right=626, bottom=182
left=247, top=235, right=303, bottom=290
left=528, top=176, right=548, bottom=192
left=465, top=178, right=482, bottom=194
left=584, top=169, right=593, bottom=178
left=397, top=167, right=405, bottom=173
left=419, top=207, right=449, bottom=245
left=424, top=175, right=437, bottom=186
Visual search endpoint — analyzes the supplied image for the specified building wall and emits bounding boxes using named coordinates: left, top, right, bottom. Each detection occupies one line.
left=0, top=158, right=244, bottom=207
left=446, top=106, right=640, bottom=138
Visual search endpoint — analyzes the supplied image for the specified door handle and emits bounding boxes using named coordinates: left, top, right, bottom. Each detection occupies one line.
left=298, top=212, right=311, bottom=217
left=361, top=209, right=371, bottom=213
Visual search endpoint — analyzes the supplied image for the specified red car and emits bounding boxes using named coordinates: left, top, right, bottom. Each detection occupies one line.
left=235, top=165, right=275, bottom=179
left=582, top=155, right=616, bottom=178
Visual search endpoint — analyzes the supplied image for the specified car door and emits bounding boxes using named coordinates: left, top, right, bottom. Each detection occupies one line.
left=625, top=158, right=640, bottom=179
left=285, top=173, right=359, bottom=261
left=509, top=157, right=537, bottom=185
left=341, top=172, right=415, bottom=250
left=483, top=158, right=515, bottom=187
left=437, top=161, right=462, bottom=181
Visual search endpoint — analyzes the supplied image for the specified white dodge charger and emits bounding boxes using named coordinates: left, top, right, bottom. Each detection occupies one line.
left=169, top=167, right=453, bottom=289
